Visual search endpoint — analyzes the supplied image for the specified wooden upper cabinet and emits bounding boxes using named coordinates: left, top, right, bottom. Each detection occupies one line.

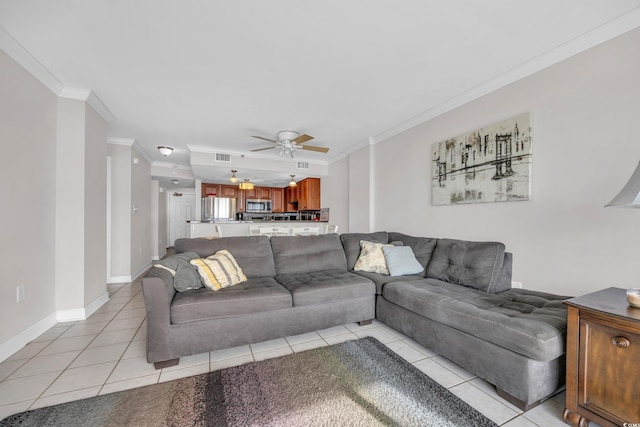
left=297, top=178, right=321, bottom=210
left=285, top=185, right=298, bottom=212
left=272, top=188, right=284, bottom=213
left=219, top=185, right=239, bottom=198
left=202, top=183, right=219, bottom=196
left=254, top=186, right=272, bottom=199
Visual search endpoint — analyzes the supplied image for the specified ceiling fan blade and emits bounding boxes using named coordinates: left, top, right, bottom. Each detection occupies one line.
left=300, top=145, right=329, bottom=153
left=251, top=135, right=278, bottom=143
left=292, top=134, right=314, bottom=144
left=251, top=146, right=277, bottom=152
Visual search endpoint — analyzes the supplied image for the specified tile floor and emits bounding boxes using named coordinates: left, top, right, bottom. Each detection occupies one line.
left=0, top=279, right=574, bottom=426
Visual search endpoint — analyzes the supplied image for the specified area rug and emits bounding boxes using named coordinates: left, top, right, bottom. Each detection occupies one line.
left=1, top=337, right=498, bottom=426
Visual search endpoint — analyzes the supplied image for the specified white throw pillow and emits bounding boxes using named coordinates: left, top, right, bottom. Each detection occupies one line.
left=353, top=240, right=393, bottom=275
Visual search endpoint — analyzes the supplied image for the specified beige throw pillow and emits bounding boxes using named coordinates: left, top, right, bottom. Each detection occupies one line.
left=353, top=240, right=393, bottom=275
left=190, top=250, right=247, bottom=291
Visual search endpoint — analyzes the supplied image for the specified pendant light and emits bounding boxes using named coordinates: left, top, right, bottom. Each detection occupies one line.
left=238, top=178, right=254, bottom=190
left=288, top=175, right=297, bottom=187
left=229, top=170, right=238, bottom=183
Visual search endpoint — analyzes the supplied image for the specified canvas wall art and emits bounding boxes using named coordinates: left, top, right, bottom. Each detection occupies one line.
left=431, top=113, right=532, bottom=205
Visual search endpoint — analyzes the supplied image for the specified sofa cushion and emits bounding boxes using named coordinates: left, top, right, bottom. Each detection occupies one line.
left=270, top=234, right=347, bottom=275
left=170, top=277, right=291, bottom=324
left=190, top=250, right=247, bottom=291
left=426, top=238, right=506, bottom=293
left=353, top=270, right=425, bottom=294
left=175, top=236, right=276, bottom=278
left=388, top=232, right=438, bottom=275
left=354, top=240, right=393, bottom=274
left=275, top=270, right=375, bottom=307
left=152, top=251, right=202, bottom=292
left=382, top=279, right=568, bottom=361
left=340, top=232, right=389, bottom=270
left=382, top=246, right=424, bottom=276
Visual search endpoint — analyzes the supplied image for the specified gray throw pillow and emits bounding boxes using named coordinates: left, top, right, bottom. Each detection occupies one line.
left=153, top=251, right=203, bottom=292
left=382, top=246, right=424, bottom=276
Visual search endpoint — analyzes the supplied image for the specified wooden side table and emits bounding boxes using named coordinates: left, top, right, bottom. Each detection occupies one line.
left=563, top=287, right=640, bottom=427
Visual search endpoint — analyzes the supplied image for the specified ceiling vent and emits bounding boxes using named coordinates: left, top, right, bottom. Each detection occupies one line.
left=215, top=153, right=231, bottom=163
left=296, top=161, right=310, bottom=170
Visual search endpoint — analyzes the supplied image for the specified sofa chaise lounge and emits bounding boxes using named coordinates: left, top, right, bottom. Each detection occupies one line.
left=141, top=231, right=568, bottom=410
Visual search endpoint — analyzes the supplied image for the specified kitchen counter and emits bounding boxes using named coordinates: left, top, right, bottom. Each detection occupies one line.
left=188, top=221, right=328, bottom=238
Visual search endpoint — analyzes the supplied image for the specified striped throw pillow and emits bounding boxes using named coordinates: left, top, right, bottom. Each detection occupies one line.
left=190, top=250, right=247, bottom=291
left=353, top=240, right=393, bottom=275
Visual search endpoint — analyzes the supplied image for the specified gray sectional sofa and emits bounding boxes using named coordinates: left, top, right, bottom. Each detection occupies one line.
left=141, top=234, right=375, bottom=368
left=341, top=232, right=568, bottom=410
left=140, top=231, right=568, bottom=411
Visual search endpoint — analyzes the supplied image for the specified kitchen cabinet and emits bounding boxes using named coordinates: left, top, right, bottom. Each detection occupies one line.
left=272, top=188, right=284, bottom=212
left=219, top=185, right=239, bottom=198
left=563, top=287, right=640, bottom=427
left=297, top=178, right=321, bottom=210
left=237, top=188, right=246, bottom=212
left=202, top=183, right=219, bottom=196
left=285, top=185, right=298, bottom=212
left=243, top=186, right=271, bottom=200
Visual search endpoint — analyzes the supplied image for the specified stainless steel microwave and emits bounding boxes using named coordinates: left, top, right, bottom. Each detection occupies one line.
left=246, top=199, right=272, bottom=213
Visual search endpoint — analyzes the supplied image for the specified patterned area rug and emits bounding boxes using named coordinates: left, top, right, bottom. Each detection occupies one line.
left=1, top=337, right=498, bottom=426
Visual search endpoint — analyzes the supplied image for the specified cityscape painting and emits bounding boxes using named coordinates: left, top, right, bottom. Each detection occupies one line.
left=432, top=113, right=532, bottom=205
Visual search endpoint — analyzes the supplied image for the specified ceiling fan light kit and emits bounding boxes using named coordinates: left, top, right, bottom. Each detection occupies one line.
left=250, top=130, right=329, bottom=155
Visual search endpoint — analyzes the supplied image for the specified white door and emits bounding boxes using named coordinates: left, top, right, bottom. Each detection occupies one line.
left=169, top=193, right=196, bottom=246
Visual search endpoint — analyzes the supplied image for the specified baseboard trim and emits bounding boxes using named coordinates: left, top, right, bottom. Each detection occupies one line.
left=56, top=291, right=110, bottom=322
left=0, top=312, right=58, bottom=363
left=131, top=262, right=152, bottom=282
left=108, top=275, right=132, bottom=284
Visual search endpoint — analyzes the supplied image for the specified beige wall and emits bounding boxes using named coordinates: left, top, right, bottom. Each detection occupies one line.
left=370, top=28, right=640, bottom=296
left=83, top=104, right=108, bottom=306
left=321, top=157, right=349, bottom=233
left=130, top=147, right=152, bottom=277
left=107, top=143, right=153, bottom=281
left=349, top=145, right=374, bottom=232
left=107, top=143, right=132, bottom=279
left=0, top=50, right=57, bottom=345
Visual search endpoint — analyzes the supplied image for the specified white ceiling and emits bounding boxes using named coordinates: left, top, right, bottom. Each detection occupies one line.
left=2, top=1, right=640, bottom=187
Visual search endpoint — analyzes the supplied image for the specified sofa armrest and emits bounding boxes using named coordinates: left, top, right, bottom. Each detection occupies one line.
left=141, top=268, right=176, bottom=363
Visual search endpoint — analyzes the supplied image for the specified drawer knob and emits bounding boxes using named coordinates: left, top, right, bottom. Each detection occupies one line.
left=612, top=336, right=630, bottom=348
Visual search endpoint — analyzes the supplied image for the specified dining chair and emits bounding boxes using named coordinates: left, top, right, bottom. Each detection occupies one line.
left=291, top=226, right=320, bottom=236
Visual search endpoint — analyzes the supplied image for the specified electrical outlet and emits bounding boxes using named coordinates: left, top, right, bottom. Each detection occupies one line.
left=511, top=281, right=523, bottom=289
left=16, top=285, right=25, bottom=302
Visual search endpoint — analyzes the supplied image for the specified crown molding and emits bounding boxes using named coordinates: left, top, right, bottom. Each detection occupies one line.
left=1, top=26, right=114, bottom=123
left=58, top=87, right=115, bottom=123
left=107, top=137, right=135, bottom=146
left=153, top=161, right=193, bottom=171
left=132, top=141, right=154, bottom=165
left=370, top=7, right=640, bottom=145
left=0, top=25, right=64, bottom=94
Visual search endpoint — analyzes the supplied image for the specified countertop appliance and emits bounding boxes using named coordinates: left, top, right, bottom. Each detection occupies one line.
left=202, top=196, right=236, bottom=221
left=246, top=199, right=272, bottom=213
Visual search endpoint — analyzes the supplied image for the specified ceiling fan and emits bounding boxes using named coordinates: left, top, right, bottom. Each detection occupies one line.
left=251, top=131, right=329, bottom=157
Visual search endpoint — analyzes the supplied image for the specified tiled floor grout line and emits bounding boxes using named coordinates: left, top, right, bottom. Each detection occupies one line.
left=1, top=281, right=569, bottom=426
left=27, top=285, right=143, bottom=409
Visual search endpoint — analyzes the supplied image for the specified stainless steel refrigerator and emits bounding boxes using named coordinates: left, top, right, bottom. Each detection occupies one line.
left=201, top=197, right=236, bottom=221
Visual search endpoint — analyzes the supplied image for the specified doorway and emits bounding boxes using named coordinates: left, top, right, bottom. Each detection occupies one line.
left=168, top=192, right=196, bottom=246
